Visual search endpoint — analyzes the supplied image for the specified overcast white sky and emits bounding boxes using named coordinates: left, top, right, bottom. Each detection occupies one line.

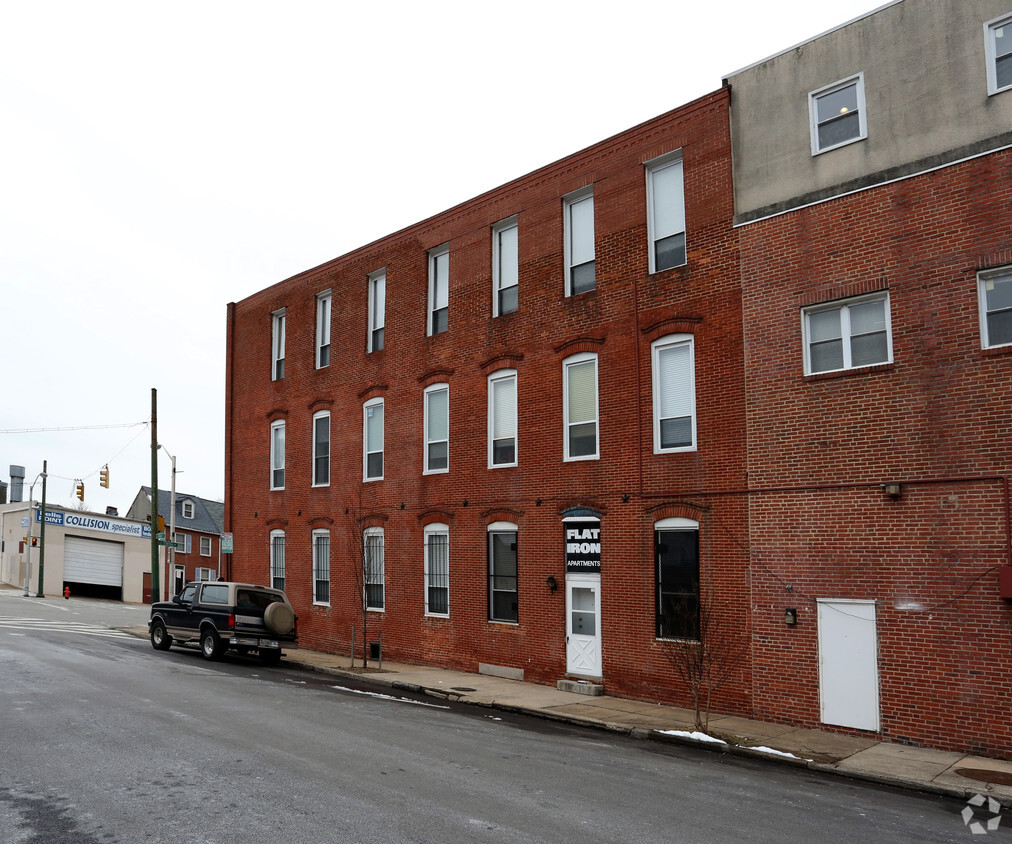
left=1, top=0, right=886, bottom=513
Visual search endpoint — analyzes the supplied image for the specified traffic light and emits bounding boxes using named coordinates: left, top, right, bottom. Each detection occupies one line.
left=76, top=481, right=85, bottom=501
left=100, top=465, right=110, bottom=488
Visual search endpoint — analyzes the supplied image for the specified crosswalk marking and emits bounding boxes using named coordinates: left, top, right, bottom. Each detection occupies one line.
left=0, top=616, right=133, bottom=639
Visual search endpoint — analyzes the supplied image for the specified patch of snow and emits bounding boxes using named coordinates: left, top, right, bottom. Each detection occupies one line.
left=656, top=730, right=728, bottom=744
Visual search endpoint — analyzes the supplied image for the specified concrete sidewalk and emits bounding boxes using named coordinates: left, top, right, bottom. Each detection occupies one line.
left=243, top=639, right=1012, bottom=808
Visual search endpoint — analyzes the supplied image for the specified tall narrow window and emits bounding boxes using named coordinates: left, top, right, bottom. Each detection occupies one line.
left=493, top=217, right=519, bottom=316
left=655, top=518, right=699, bottom=640
left=313, top=529, right=330, bottom=604
left=424, top=523, right=449, bottom=616
left=270, top=420, right=285, bottom=489
left=564, top=353, right=598, bottom=460
left=809, top=74, right=867, bottom=154
left=364, top=398, right=384, bottom=481
left=488, top=369, right=517, bottom=467
left=987, top=14, right=1012, bottom=95
left=646, top=153, right=686, bottom=273
left=271, top=309, right=286, bottom=380
left=316, top=291, right=331, bottom=368
left=312, top=411, right=330, bottom=486
left=368, top=270, right=385, bottom=353
left=979, top=267, right=1012, bottom=349
left=488, top=522, right=518, bottom=623
left=803, top=293, right=891, bottom=374
left=364, top=528, right=385, bottom=611
left=270, top=530, right=286, bottom=591
left=651, top=335, right=696, bottom=453
left=424, top=384, right=449, bottom=474
left=428, top=246, right=449, bottom=335
left=564, top=188, right=595, bottom=295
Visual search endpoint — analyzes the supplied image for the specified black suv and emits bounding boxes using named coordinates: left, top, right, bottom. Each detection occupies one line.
left=148, top=581, right=297, bottom=665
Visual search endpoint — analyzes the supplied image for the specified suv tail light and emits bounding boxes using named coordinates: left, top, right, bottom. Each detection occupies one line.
left=228, top=613, right=235, bottom=629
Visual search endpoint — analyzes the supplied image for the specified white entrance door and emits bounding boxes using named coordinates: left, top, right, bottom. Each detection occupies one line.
left=817, top=599, right=880, bottom=731
left=566, top=575, right=602, bottom=677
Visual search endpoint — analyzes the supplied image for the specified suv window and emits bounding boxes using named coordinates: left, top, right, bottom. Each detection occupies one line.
left=201, top=584, right=229, bottom=604
left=237, top=589, right=281, bottom=610
left=179, top=584, right=197, bottom=603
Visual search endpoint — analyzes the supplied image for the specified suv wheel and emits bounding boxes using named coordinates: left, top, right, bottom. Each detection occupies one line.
left=200, top=628, right=223, bottom=661
left=150, top=621, right=172, bottom=651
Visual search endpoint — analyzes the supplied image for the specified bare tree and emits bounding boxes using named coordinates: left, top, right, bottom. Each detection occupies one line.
left=659, top=583, right=749, bottom=733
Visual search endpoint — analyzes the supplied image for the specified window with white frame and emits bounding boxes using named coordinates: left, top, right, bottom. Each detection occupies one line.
left=646, top=152, right=686, bottom=273
left=364, top=527, right=384, bottom=610
left=270, top=420, right=285, bottom=489
left=979, top=267, right=1012, bottom=348
left=312, top=411, right=330, bottom=487
left=428, top=245, right=449, bottom=335
left=563, top=353, right=598, bottom=460
left=655, top=518, right=699, bottom=640
left=803, top=293, right=891, bottom=374
left=175, top=532, right=192, bottom=554
left=271, top=309, right=286, bottom=380
left=200, top=536, right=212, bottom=557
left=181, top=500, right=194, bottom=519
left=316, top=290, right=332, bottom=368
left=313, top=529, right=330, bottom=604
left=270, top=530, right=285, bottom=591
left=368, top=270, right=385, bottom=352
left=564, top=188, right=595, bottom=295
left=986, top=14, right=1012, bottom=95
left=488, top=522, right=518, bottom=623
left=809, top=74, right=866, bottom=154
left=493, top=217, right=519, bottom=316
left=364, top=398, right=384, bottom=481
left=488, top=369, right=517, bottom=467
left=424, top=384, right=449, bottom=474
left=196, top=566, right=216, bottom=582
left=651, top=335, right=696, bottom=453
left=424, top=523, right=449, bottom=616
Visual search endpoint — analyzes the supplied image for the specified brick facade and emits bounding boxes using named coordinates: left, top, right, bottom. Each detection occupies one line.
left=741, top=150, right=1012, bottom=756
left=226, top=88, right=753, bottom=717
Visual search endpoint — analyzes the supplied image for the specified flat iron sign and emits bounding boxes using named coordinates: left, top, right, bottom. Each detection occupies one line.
left=565, top=522, right=601, bottom=573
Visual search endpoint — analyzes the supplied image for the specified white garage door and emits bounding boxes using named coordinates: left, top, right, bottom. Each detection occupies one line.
left=64, top=536, right=124, bottom=587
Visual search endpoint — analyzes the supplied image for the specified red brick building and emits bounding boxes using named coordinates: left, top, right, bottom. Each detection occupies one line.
left=225, top=86, right=752, bottom=715
left=727, top=0, right=1012, bottom=756
left=225, top=0, right=1012, bottom=758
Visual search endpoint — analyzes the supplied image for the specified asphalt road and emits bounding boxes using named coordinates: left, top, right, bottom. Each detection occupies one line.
left=0, top=592, right=998, bottom=843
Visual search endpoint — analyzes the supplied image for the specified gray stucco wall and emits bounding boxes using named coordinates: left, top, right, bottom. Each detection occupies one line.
left=727, top=0, right=1012, bottom=221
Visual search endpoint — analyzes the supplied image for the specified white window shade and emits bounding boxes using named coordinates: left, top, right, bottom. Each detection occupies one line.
left=493, top=377, right=516, bottom=438
left=427, top=388, right=448, bottom=440
left=569, top=195, right=594, bottom=266
left=658, top=344, right=692, bottom=418
left=651, top=160, right=685, bottom=241
left=568, top=360, right=596, bottom=424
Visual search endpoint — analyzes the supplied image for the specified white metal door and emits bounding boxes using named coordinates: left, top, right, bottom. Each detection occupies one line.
left=817, top=599, right=880, bottom=731
left=566, top=575, right=601, bottom=677
left=64, top=536, right=124, bottom=587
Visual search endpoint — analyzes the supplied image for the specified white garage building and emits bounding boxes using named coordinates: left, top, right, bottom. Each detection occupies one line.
left=0, top=502, right=158, bottom=602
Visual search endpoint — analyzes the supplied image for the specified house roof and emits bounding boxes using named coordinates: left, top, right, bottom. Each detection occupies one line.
left=135, top=486, right=224, bottom=535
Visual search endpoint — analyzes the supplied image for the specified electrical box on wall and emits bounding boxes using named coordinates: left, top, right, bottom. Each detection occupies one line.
left=1000, top=566, right=1012, bottom=600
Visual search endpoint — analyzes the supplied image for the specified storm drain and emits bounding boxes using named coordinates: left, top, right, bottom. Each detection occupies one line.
left=450, top=687, right=477, bottom=692
left=956, top=768, right=1012, bottom=787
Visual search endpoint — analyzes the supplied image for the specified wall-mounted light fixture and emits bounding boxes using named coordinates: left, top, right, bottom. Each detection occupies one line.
left=546, top=576, right=558, bottom=593
left=882, top=482, right=903, bottom=499
left=785, top=607, right=798, bottom=626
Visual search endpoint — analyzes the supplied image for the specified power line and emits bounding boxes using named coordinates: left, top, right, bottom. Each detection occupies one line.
left=0, top=422, right=147, bottom=434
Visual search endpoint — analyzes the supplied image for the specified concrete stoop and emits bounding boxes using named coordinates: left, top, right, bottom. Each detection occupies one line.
left=557, top=678, right=605, bottom=696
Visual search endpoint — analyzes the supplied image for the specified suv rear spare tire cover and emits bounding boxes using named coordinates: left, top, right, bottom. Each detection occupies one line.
left=264, top=601, right=295, bottom=636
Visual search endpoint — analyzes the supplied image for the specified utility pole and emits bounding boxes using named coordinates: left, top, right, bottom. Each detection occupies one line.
left=150, top=388, right=160, bottom=602
left=37, top=459, right=47, bottom=597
